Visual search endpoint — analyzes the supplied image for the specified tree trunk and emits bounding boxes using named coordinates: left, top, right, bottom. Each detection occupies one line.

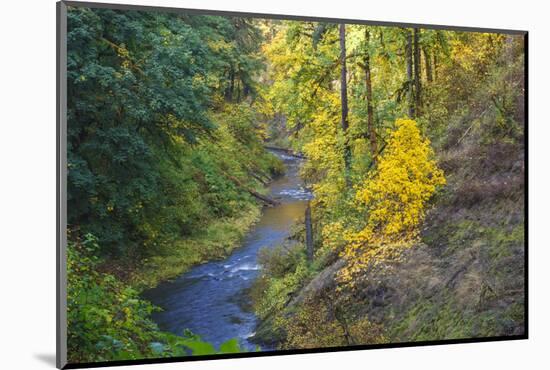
left=226, top=68, right=235, bottom=101
left=305, top=202, right=314, bottom=263
left=247, top=170, right=270, bottom=186
left=364, top=28, right=378, bottom=163
left=339, top=23, right=352, bottom=187
left=333, top=303, right=356, bottom=345
left=413, top=28, right=422, bottom=117
left=263, top=145, right=306, bottom=158
left=433, top=53, right=438, bottom=81
left=245, top=187, right=278, bottom=206
left=423, top=45, right=433, bottom=83
left=223, top=172, right=280, bottom=206
left=236, top=78, right=241, bottom=103
left=405, top=29, right=415, bottom=118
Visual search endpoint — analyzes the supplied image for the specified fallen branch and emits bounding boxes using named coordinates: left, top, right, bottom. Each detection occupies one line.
left=223, top=172, right=280, bottom=206
left=457, top=108, right=489, bottom=145
left=264, top=145, right=306, bottom=159
left=247, top=170, right=270, bottom=186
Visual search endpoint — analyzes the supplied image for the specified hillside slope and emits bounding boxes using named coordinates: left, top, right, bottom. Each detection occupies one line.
left=251, top=44, right=525, bottom=346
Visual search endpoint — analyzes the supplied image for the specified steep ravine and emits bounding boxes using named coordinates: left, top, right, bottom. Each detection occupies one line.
left=143, top=152, right=312, bottom=350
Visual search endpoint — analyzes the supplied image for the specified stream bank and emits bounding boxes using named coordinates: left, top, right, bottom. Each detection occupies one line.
left=142, top=152, right=311, bottom=350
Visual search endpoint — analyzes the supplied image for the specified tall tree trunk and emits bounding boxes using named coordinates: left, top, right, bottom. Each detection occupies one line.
left=433, top=53, right=438, bottom=81
left=226, top=68, right=235, bottom=102
left=405, top=29, right=415, bottom=118
left=339, top=23, right=352, bottom=187
left=236, top=78, right=241, bottom=103
left=223, top=172, right=280, bottom=206
left=413, top=28, right=422, bottom=117
left=423, top=45, right=433, bottom=83
left=364, top=28, right=378, bottom=163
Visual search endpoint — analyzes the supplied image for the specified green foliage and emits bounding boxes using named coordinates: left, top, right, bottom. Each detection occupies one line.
left=390, top=292, right=523, bottom=341
left=67, top=7, right=273, bottom=258
left=66, top=7, right=278, bottom=362
left=253, top=246, right=312, bottom=320
left=67, top=234, right=246, bottom=363
left=257, top=242, right=305, bottom=278
left=282, top=298, right=386, bottom=349
left=68, top=233, right=159, bottom=362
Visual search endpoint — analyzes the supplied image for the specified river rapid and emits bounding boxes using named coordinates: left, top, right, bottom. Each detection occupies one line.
left=142, top=151, right=311, bottom=351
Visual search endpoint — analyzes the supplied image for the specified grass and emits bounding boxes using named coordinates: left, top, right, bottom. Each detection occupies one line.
left=130, top=203, right=262, bottom=289
left=389, top=289, right=523, bottom=342
left=386, top=145, right=525, bottom=342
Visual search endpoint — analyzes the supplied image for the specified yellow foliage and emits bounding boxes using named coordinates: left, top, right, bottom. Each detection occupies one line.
left=280, top=298, right=386, bottom=349
left=321, top=221, right=345, bottom=254
left=264, top=23, right=348, bottom=211
left=340, top=119, right=446, bottom=282
left=303, top=121, right=346, bottom=211
left=449, top=33, right=505, bottom=73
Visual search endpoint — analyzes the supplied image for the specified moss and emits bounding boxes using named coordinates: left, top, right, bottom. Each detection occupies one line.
left=254, top=257, right=311, bottom=319
left=250, top=236, right=331, bottom=348
left=249, top=314, right=287, bottom=346
left=390, top=296, right=475, bottom=341
left=486, top=224, right=524, bottom=261
left=505, top=302, right=525, bottom=326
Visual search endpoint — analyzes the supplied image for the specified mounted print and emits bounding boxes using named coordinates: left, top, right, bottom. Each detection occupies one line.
left=57, top=1, right=527, bottom=368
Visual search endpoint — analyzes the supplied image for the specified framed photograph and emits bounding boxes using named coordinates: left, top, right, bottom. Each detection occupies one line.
left=57, top=1, right=527, bottom=368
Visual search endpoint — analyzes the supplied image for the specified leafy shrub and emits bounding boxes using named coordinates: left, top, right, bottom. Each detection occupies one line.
left=254, top=255, right=311, bottom=320
left=340, top=119, right=446, bottom=282
left=282, top=297, right=386, bottom=349
left=67, top=233, right=246, bottom=363
left=257, top=243, right=305, bottom=278
left=68, top=233, right=160, bottom=362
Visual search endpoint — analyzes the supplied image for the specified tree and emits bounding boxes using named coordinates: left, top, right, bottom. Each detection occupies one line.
left=405, top=29, right=415, bottom=118
left=362, top=28, right=378, bottom=162
left=67, top=8, right=271, bottom=257
left=339, top=23, right=352, bottom=187
left=413, top=28, right=422, bottom=116
left=340, top=119, right=446, bottom=281
left=67, top=8, right=217, bottom=255
left=423, top=44, right=433, bottom=83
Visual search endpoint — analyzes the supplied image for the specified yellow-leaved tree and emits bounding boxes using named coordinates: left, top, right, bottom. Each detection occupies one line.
left=340, top=119, right=446, bottom=282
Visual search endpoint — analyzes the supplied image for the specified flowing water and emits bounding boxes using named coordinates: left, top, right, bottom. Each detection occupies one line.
left=142, top=152, right=311, bottom=351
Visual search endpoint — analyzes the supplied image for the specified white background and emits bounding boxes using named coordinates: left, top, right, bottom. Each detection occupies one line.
left=0, top=0, right=546, bottom=369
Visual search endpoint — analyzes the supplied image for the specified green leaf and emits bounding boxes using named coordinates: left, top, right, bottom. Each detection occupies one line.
left=183, top=340, right=216, bottom=355
left=219, top=338, right=241, bottom=354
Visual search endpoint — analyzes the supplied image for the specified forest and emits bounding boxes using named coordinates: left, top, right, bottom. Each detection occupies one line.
left=66, top=5, right=525, bottom=364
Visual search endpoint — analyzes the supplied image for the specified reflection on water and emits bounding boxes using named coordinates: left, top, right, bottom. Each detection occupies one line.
left=257, top=201, right=308, bottom=231
left=142, top=152, right=311, bottom=351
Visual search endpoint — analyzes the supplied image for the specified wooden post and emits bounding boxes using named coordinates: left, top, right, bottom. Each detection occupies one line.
left=305, top=202, right=314, bottom=263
